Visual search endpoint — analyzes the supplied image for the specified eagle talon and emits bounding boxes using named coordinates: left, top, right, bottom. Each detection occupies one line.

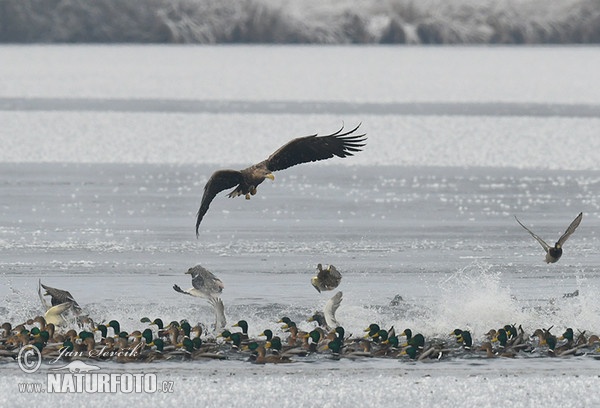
left=245, top=194, right=251, bottom=200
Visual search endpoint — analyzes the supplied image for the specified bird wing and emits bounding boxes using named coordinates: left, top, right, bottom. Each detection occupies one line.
left=45, top=302, right=74, bottom=326
left=207, top=296, right=227, bottom=333
left=265, top=124, right=366, bottom=172
left=38, top=279, right=52, bottom=311
left=190, top=271, right=205, bottom=291
left=514, top=215, right=550, bottom=252
left=318, top=265, right=342, bottom=290
left=173, top=284, right=193, bottom=296
left=40, top=283, right=80, bottom=308
left=196, top=170, right=243, bottom=235
left=324, top=291, right=343, bottom=329
left=327, top=265, right=342, bottom=285
left=194, top=267, right=225, bottom=294
left=557, top=212, right=583, bottom=246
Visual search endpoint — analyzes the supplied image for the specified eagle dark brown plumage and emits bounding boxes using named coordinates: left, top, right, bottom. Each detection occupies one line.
left=195, top=124, right=366, bottom=235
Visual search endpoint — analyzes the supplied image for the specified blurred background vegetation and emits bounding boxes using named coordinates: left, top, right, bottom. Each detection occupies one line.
left=1, top=0, right=599, bottom=44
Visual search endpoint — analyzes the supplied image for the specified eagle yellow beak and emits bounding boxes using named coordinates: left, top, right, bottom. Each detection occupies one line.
left=266, top=173, right=275, bottom=181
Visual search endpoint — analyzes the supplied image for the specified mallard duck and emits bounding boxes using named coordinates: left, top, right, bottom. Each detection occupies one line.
left=141, top=329, right=154, bottom=346
left=107, top=320, right=121, bottom=337
left=266, top=336, right=307, bottom=357
left=179, top=337, right=226, bottom=360
left=285, top=324, right=306, bottom=347
left=259, top=329, right=274, bottom=342
left=372, top=329, right=389, bottom=344
left=545, top=335, right=575, bottom=356
left=232, top=320, right=249, bottom=341
left=400, top=345, right=420, bottom=359
left=144, top=338, right=168, bottom=362
left=400, top=328, right=424, bottom=349
left=173, top=265, right=224, bottom=298
left=278, top=317, right=293, bottom=327
left=492, top=328, right=508, bottom=348
left=227, top=332, right=244, bottom=349
left=1, top=322, right=12, bottom=339
left=179, top=322, right=192, bottom=338
left=38, top=280, right=91, bottom=327
left=191, top=324, right=203, bottom=339
left=405, top=333, right=425, bottom=350
left=364, top=324, right=381, bottom=339
left=307, top=312, right=327, bottom=328
left=480, top=342, right=516, bottom=358
left=303, top=329, right=324, bottom=353
left=94, top=324, right=109, bottom=343
left=311, top=264, right=342, bottom=293
left=514, top=212, right=583, bottom=263
left=324, top=337, right=346, bottom=358
left=451, top=329, right=473, bottom=350
left=553, top=328, right=587, bottom=356
left=248, top=342, right=292, bottom=364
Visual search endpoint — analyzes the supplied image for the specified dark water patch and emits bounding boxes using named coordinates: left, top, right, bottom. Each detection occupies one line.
left=2, top=97, right=600, bottom=118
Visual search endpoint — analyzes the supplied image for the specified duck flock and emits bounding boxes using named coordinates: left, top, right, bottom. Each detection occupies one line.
left=1, top=263, right=599, bottom=365
left=2, top=126, right=598, bottom=365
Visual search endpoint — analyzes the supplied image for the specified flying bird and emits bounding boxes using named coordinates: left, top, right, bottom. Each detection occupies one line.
left=38, top=280, right=90, bottom=327
left=311, top=263, right=342, bottom=293
left=514, top=212, right=583, bottom=263
left=173, top=265, right=224, bottom=299
left=195, top=124, right=366, bottom=235
left=38, top=280, right=82, bottom=311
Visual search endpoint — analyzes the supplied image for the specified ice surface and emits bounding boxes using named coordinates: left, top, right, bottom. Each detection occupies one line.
left=1, top=46, right=600, bottom=407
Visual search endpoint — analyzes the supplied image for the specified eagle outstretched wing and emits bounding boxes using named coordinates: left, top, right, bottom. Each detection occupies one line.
left=265, top=124, right=366, bottom=172
left=196, top=170, right=243, bottom=235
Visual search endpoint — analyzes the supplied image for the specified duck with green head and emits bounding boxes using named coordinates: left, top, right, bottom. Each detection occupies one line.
left=492, top=328, right=508, bottom=348
left=308, top=312, right=327, bottom=328
left=364, top=324, right=380, bottom=339
left=232, top=320, right=249, bottom=341
left=227, top=332, right=244, bottom=349
left=107, top=320, right=121, bottom=337
left=452, top=329, right=473, bottom=350
left=401, top=345, right=420, bottom=360
left=259, top=329, right=274, bottom=342
left=95, top=324, right=108, bottom=342
left=179, top=322, right=192, bottom=338
left=304, top=329, right=323, bottom=353
left=141, top=329, right=154, bottom=346
left=278, top=317, right=293, bottom=328
left=325, top=337, right=345, bottom=358
left=267, top=336, right=307, bottom=357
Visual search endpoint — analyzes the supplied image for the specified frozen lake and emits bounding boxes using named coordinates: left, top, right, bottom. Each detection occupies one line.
left=1, top=45, right=600, bottom=406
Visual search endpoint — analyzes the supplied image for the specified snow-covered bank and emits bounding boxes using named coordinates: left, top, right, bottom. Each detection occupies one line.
left=1, top=0, right=599, bottom=44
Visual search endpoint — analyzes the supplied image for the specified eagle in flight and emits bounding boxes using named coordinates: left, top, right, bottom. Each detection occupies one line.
left=195, top=124, right=366, bottom=235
